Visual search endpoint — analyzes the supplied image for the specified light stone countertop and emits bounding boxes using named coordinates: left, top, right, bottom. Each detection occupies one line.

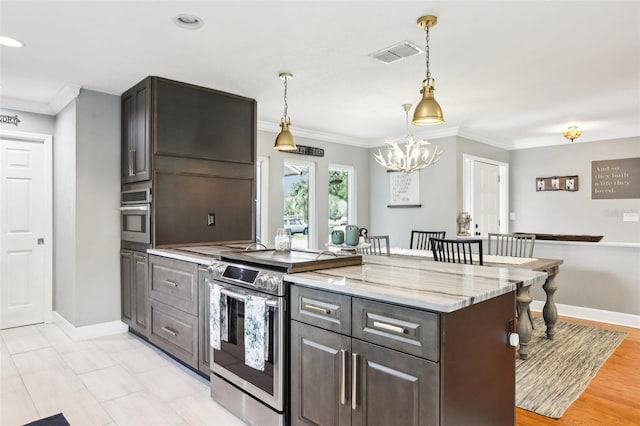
left=285, top=255, right=548, bottom=313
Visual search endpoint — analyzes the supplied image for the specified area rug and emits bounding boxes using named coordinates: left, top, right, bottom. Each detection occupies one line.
left=516, top=318, right=627, bottom=418
left=23, top=413, right=70, bottom=426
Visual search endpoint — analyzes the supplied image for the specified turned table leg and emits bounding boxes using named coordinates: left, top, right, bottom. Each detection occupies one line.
left=542, top=267, right=559, bottom=340
left=516, top=286, right=533, bottom=360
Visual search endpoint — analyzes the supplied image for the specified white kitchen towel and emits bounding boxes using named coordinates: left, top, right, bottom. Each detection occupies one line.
left=209, top=282, right=228, bottom=350
left=244, top=294, right=268, bottom=371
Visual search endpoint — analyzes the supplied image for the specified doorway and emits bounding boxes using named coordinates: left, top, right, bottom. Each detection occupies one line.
left=283, top=159, right=315, bottom=249
left=463, top=155, right=508, bottom=237
left=0, top=130, right=53, bottom=329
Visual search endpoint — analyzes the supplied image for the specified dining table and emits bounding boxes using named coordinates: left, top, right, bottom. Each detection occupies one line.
left=386, top=248, right=564, bottom=360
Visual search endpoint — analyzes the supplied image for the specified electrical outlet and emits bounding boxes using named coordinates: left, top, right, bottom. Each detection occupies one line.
left=207, top=213, right=215, bottom=226
left=623, top=212, right=639, bottom=222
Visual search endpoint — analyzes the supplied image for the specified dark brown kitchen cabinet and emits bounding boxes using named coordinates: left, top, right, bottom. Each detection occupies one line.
left=290, top=284, right=516, bottom=426
left=121, top=78, right=151, bottom=183
left=120, top=249, right=149, bottom=337
left=155, top=78, right=255, bottom=164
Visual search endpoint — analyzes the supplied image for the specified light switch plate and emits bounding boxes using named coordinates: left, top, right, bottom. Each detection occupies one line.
left=509, top=212, right=516, bottom=221
left=623, top=212, right=639, bottom=222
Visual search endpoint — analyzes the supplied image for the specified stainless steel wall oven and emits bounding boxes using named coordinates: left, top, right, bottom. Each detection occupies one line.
left=120, top=187, right=151, bottom=246
left=207, top=260, right=286, bottom=426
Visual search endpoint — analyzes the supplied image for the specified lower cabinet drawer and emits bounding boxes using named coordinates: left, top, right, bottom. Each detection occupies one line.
left=291, top=285, right=351, bottom=335
left=352, top=298, right=440, bottom=362
left=149, top=299, right=198, bottom=368
left=149, top=255, right=198, bottom=315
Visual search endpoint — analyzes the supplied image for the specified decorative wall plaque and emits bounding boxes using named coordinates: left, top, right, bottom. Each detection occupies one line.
left=0, top=114, right=21, bottom=126
left=388, top=171, right=421, bottom=207
left=291, top=144, right=324, bottom=157
left=592, top=157, right=640, bottom=199
left=536, top=175, right=579, bottom=192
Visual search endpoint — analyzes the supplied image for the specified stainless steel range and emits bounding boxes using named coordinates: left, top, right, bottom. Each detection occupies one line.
left=207, top=258, right=287, bottom=426
left=207, top=249, right=362, bottom=426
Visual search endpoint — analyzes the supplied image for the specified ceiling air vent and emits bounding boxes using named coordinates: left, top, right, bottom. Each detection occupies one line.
left=369, top=41, right=423, bottom=64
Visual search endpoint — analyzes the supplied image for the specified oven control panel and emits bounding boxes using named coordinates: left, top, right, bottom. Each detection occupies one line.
left=208, top=261, right=284, bottom=296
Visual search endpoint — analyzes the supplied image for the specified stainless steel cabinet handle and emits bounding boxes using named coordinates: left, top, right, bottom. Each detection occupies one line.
left=163, top=280, right=178, bottom=287
left=373, top=320, right=406, bottom=335
left=131, top=149, right=137, bottom=176
left=351, top=353, right=358, bottom=410
left=128, top=150, right=134, bottom=176
left=161, top=326, right=177, bottom=336
left=304, top=304, right=330, bottom=315
left=340, top=349, right=347, bottom=405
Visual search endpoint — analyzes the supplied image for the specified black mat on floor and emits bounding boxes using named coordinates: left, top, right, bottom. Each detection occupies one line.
left=23, top=413, right=70, bottom=426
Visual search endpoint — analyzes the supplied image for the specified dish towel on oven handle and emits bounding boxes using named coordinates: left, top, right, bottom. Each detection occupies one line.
left=209, top=281, right=229, bottom=350
left=244, top=294, right=268, bottom=371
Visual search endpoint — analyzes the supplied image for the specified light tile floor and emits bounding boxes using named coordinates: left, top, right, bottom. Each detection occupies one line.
left=0, top=323, right=247, bottom=426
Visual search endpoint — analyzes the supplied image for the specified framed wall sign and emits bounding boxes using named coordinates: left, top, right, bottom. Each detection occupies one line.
left=592, top=157, right=640, bottom=199
left=388, top=171, right=421, bottom=207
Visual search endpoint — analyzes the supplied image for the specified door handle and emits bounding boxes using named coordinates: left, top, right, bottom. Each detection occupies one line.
left=37, top=238, right=44, bottom=245
left=340, top=349, right=347, bottom=405
left=351, top=352, right=358, bottom=410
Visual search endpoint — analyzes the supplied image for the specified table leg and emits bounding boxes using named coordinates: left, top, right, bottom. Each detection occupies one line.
left=542, top=269, right=559, bottom=340
left=516, top=286, right=533, bottom=360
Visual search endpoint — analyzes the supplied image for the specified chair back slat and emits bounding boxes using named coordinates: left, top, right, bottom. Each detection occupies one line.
left=359, top=235, right=390, bottom=256
left=410, top=230, right=446, bottom=250
left=487, top=233, right=536, bottom=257
left=429, top=238, right=483, bottom=265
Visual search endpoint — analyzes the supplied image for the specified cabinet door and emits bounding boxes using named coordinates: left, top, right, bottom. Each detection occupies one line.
left=155, top=78, right=255, bottom=164
left=120, top=250, right=133, bottom=326
left=351, top=340, right=439, bottom=426
left=122, top=78, right=151, bottom=183
left=131, top=252, right=149, bottom=337
left=291, top=321, right=351, bottom=426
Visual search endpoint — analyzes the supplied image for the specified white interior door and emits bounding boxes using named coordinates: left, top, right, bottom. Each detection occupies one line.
left=0, top=132, right=51, bottom=329
left=472, top=161, right=500, bottom=236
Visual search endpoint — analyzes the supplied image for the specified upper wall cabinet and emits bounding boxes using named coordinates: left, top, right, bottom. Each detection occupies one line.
left=121, top=76, right=257, bottom=183
left=122, top=78, right=152, bottom=183
left=154, top=78, right=256, bottom=164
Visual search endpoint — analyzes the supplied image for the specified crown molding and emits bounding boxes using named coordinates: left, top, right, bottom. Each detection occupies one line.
left=456, top=128, right=513, bottom=150
left=257, top=120, right=371, bottom=148
left=49, top=84, right=81, bottom=114
left=0, top=97, right=54, bottom=115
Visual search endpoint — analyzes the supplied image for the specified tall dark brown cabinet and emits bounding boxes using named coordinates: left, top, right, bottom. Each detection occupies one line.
left=120, top=76, right=257, bottom=373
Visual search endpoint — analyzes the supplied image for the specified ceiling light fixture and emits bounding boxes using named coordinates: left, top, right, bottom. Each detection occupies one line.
left=375, top=104, right=442, bottom=173
left=563, top=126, right=582, bottom=142
left=173, top=14, right=204, bottom=29
left=412, top=15, right=444, bottom=126
left=0, top=36, right=24, bottom=48
left=274, top=72, right=297, bottom=151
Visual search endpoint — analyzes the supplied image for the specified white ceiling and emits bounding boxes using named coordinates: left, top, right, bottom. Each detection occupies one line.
left=1, top=1, right=639, bottom=150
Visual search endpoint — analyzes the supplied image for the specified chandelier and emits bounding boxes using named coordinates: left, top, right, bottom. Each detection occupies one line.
left=375, top=104, right=442, bottom=173
left=274, top=72, right=297, bottom=151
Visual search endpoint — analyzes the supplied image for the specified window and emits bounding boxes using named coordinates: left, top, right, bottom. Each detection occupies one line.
left=283, top=160, right=315, bottom=249
left=328, top=165, right=354, bottom=240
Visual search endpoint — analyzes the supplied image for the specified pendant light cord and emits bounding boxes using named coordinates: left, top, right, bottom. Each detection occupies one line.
left=283, top=78, right=289, bottom=120
left=424, top=24, right=431, bottom=82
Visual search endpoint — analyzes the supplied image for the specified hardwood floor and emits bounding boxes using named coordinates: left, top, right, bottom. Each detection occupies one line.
left=516, top=314, right=640, bottom=425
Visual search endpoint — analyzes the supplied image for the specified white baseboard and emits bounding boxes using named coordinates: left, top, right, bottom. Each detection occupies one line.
left=53, top=311, right=128, bottom=341
left=530, top=301, right=640, bottom=329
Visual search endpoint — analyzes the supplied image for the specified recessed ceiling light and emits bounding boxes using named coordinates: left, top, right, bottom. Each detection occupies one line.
left=173, top=14, right=204, bottom=29
left=0, top=36, right=24, bottom=48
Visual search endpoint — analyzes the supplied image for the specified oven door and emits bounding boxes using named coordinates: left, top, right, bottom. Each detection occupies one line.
left=120, top=204, right=150, bottom=244
left=209, top=280, right=284, bottom=412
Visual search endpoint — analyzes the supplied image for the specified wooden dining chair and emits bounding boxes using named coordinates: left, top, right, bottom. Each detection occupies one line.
left=359, top=235, right=390, bottom=256
left=410, top=230, right=446, bottom=250
left=429, top=238, right=483, bottom=265
left=487, top=233, right=536, bottom=257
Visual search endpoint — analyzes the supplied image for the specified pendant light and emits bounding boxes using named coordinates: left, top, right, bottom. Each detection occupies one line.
left=412, top=15, right=444, bottom=126
left=274, top=72, right=297, bottom=151
left=374, top=104, right=442, bottom=173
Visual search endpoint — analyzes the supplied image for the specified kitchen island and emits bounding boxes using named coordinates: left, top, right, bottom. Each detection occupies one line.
left=286, top=255, right=547, bottom=426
